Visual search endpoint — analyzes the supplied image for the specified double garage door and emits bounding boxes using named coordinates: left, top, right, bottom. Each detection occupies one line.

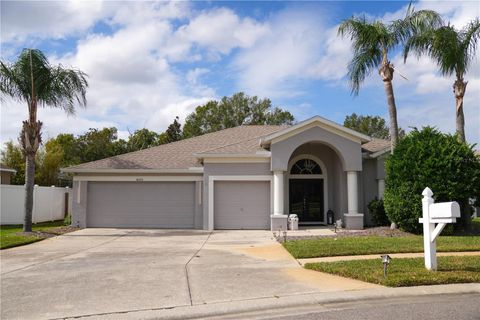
left=86, top=180, right=270, bottom=229
left=87, top=182, right=196, bottom=228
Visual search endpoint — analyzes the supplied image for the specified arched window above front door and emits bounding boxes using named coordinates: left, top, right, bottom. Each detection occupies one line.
left=290, top=159, right=322, bottom=175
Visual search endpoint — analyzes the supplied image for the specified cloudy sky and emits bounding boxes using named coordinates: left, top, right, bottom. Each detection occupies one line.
left=1, top=0, right=479, bottom=146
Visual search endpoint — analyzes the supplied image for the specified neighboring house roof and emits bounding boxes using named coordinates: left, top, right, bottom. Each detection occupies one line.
left=63, top=122, right=390, bottom=173
left=361, top=139, right=391, bottom=156
left=0, top=164, right=16, bottom=173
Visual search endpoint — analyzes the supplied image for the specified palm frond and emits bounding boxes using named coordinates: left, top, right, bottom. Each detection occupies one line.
left=391, top=5, right=442, bottom=44
left=339, top=17, right=386, bottom=93
left=1, top=48, right=88, bottom=113
left=0, top=61, right=25, bottom=101
left=339, top=16, right=385, bottom=52
left=44, top=66, right=88, bottom=114
left=460, top=18, right=480, bottom=72
left=348, top=46, right=383, bottom=95
left=403, top=29, right=435, bottom=62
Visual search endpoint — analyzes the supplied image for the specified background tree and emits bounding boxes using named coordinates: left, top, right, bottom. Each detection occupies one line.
left=49, top=133, right=81, bottom=166
left=0, top=49, right=88, bottom=232
left=35, top=140, right=64, bottom=186
left=344, top=113, right=405, bottom=139
left=1, top=141, right=25, bottom=185
left=159, top=116, right=183, bottom=144
left=403, top=18, right=480, bottom=143
left=127, top=128, right=160, bottom=151
left=338, top=6, right=441, bottom=150
left=384, top=127, right=480, bottom=233
left=77, top=128, right=122, bottom=162
left=183, top=92, right=294, bottom=138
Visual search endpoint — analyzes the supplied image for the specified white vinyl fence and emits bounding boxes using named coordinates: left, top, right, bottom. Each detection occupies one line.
left=0, top=185, right=72, bottom=225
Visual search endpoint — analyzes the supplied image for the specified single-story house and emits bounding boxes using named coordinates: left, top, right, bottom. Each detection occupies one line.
left=0, top=164, right=16, bottom=185
left=63, top=116, right=390, bottom=230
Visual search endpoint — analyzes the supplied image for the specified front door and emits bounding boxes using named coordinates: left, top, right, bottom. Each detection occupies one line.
left=289, top=179, right=324, bottom=223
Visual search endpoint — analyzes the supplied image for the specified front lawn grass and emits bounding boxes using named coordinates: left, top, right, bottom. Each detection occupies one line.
left=305, top=256, right=480, bottom=287
left=0, top=220, right=66, bottom=249
left=284, top=236, right=480, bottom=259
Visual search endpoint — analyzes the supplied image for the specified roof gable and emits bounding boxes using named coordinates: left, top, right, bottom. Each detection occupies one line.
left=260, top=116, right=371, bottom=146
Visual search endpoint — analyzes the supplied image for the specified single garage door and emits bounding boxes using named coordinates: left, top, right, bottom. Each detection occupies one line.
left=87, top=181, right=195, bottom=228
left=214, top=181, right=270, bottom=230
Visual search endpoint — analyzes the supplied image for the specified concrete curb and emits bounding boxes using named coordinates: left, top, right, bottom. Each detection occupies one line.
left=70, top=283, right=480, bottom=320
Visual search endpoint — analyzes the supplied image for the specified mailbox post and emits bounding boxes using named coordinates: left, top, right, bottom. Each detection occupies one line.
left=419, top=187, right=460, bottom=271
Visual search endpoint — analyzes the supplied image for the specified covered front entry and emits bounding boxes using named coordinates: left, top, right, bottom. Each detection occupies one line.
left=289, top=179, right=324, bottom=223
left=288, top=155, right=327, bottom=224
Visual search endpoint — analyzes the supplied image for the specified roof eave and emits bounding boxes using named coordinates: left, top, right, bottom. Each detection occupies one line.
left=194, top=152, right=271, bottom=159
left=61, top=167, right=204, bottom=174
left=369, top=147, right=391, bottom=158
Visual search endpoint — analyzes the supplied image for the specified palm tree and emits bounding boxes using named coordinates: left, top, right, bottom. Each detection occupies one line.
left=403, top=18, right=480, bottom=143
left=338, top=5, right=442, bottom=150
left=1, top=49, right=88, bottom=232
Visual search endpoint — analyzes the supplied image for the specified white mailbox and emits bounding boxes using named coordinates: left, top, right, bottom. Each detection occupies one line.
left=419, top=187, right=461, bottom=271
left=419, top=201, right=461, bottom=223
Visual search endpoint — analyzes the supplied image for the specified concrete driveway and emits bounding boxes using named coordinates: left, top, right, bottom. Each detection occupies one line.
left=0, top=229, right=377, bottom=320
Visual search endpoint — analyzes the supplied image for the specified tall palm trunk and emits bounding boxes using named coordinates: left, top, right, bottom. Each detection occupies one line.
left=453, top=77, right=467, bottom=143
left=379, top=58, right=399, bottom=151
left=21, top=50, right=42, bottom=232
left=23, top=150, right=35, bottom=232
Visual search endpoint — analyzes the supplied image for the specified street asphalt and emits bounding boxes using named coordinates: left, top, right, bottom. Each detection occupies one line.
left=261, top=293, right=480, bottom=320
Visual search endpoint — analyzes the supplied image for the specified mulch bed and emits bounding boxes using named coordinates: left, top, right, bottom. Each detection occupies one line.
left=283, top=226, right=414, bottom=241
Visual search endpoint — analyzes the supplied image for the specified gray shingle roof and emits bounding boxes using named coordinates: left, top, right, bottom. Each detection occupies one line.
left=64, top=125, right=389, bottom=172
left=361, top=139, right=390, bottom=153
left=64, top=125, right=286, bottom=171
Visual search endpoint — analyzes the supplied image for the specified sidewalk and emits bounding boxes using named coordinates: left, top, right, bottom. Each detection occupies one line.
left=87, top=283, right=480, bottom=320
left=298, top=251, right=480, bottom=265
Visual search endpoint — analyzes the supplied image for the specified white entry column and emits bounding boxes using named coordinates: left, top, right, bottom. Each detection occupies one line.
left=344, top=171, right=364, bottom=229
left=273, top=171, right=284, bottom=215
left=271, top=170, right=288, bottom=231
left=347, top=171, right=358, bottom=214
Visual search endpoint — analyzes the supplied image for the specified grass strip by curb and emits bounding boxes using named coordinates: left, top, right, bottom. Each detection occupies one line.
left=305, top=256, right=480, bottom=287
left=284, top=236, right=480, bottom=259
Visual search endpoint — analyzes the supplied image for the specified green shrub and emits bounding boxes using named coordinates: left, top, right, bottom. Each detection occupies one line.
left=367, top=198, right=390, bottom=226
left=63, top=215, right=71, bottom=226
left=384, top=127, right=480, bottom=233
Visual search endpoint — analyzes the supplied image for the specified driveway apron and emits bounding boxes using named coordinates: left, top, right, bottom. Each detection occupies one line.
left=1, top=229, right=376, bottom=320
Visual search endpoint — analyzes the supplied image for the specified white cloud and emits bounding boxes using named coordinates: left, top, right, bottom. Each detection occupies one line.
left=0, top=1, right=108, bottom=43
left=175, top=8, right=269, bottom=58
left=231, top=8, right=331, bottom=98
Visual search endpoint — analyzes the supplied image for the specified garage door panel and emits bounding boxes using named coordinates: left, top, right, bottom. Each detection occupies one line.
left=214, top=181, right=270, bottom=230
left=87, top=182, right=195, bottom=228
